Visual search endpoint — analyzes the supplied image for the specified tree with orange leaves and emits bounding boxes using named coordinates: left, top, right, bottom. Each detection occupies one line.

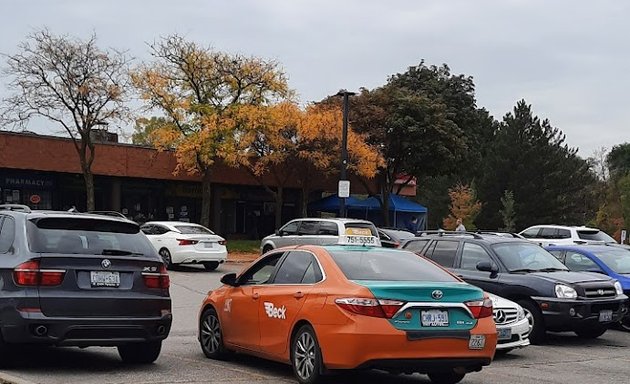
left=443, top=184, right=482, bottom=230
left=131, top=35, right=290, bottom=227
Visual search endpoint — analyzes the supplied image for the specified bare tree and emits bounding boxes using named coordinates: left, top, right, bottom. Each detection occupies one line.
left=1, top=29, right=131, bottom=211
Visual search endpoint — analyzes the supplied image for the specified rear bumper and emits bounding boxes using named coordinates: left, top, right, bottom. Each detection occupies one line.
left=314, top=316, right=496, bottom=371
left=1, top=310, right=172, bottom=346
left=172, top=248, right=228, bottom=264
left=531, top=296, right=629, bottom=331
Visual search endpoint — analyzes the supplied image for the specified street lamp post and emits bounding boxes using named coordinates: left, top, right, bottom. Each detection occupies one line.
left=336, top=89, right=356, bottom=218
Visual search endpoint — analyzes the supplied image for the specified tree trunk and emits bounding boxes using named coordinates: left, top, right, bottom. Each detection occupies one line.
left=301, top=186, right=310, bottom=217
left=275, top=186, right=284, bottom=229
left=382, top=187, right=391, bottom=227
left=200, top=170, right=212, bottom=227
left=83, top=170, right=95, bottom=212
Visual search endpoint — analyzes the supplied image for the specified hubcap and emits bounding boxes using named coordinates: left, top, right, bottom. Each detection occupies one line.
left=524, top=308, right=534, bottom=332
left=294, top=331, right=316, bottom=380
left=201, top=314, right=221, bottom=353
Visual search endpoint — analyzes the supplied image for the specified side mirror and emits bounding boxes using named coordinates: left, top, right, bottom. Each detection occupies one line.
left=275, top=229, right=281, bottom=236
left=476, top=261, right=498, bottom=274
left=220, top=273, right=238, bottom=287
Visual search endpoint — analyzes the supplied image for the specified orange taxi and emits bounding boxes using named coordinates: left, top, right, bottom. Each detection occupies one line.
left=198, top=245, right=497, bottom=384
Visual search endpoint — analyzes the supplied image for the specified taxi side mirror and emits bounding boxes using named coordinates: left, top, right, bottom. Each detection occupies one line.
left=220, top=273, right=238, bottom=287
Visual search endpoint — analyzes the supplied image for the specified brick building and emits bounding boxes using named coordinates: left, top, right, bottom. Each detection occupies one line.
left=0, top=131, right=388, bottom=238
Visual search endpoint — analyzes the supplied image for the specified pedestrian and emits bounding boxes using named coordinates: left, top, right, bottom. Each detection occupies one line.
left=406, top=216, right=419, bottom=233
left=455, top=218, right=466, bottom=232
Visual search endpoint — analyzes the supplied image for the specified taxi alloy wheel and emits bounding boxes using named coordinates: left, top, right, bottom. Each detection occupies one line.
left=291, top=325, right=323, bottom=384
left=200, top=308, right=229, bottom=360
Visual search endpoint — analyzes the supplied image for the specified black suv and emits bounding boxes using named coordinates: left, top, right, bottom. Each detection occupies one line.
left=402, top=231, right=628, bottom=344
left=0, top=205, right=171, bottom=363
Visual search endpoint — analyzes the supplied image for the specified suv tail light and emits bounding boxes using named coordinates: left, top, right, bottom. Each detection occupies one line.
left=177, top=239, right=199, bottom=246
left=465, top=298, right=493, bottom=319
left=335, top=298, right=405, bottom=318
left=143, top=264, right=170, bottom=289
left=14, top=260, right=66, bottom=287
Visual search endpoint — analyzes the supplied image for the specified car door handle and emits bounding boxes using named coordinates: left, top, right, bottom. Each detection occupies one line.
left=294, top=291, right=304, bottom=299
left=252, top=293, right=260, bottom=300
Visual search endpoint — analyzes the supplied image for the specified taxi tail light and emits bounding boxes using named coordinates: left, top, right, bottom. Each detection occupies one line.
left=143, top=264, right=170, bottom=289
left=465, top=298, right=493, bottom=319
left=218, top=240, right=227, bottom=246
left=14, top=260, right=65, bottom=287
left=335, top=298, right=405, bottom=319
left=177, top=239, right=199, bottom=246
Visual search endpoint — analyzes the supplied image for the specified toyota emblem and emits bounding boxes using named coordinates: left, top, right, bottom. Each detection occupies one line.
left=495, top=310, right=507, bottom=324
left=431, top=290, right=444, bottom=300
left=101, top=259, right=111, bottom=269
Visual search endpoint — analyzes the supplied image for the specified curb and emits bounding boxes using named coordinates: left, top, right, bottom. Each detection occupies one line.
left=0, top=372, right=36, bottom=384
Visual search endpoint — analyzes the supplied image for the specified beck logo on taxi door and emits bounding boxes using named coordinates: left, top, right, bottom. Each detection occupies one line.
left=264, top=302, right=287, bottom=319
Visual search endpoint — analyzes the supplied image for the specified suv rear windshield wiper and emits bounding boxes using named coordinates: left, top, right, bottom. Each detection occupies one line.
left=101, top=249, right=144, bottom=256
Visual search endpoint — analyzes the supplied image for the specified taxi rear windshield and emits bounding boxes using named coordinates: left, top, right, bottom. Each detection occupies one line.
left=27, top=218, right=155, bottom=255
left=328, top=249, right=457, bottom=282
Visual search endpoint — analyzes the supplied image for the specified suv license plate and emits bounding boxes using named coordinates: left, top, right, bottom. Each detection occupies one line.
left=497, top=328, right=512, bottom=340
left=469, top=335, right=486, bottom=350
left=90, top=271, right=120, bottom=287
left=599, top=310, right=613, bottom=322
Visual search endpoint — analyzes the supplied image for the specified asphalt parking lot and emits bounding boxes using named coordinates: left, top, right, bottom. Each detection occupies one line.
left=1, top=263, right=629, bottom=384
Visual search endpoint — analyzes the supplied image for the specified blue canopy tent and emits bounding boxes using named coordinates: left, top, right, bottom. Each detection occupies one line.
left=308, top=194, right=428, bottom=231
left=348, top=195, right=427, bottom=231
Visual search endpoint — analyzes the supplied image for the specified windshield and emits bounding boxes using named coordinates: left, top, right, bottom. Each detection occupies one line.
left=593, top=249, right=630, bottom=274
left=27, top=218, right=156, bottom=256
left=578, top=230, right=616, bottom=243
left=492, top=242, right=569, bottom=272
left=175, top=225, right=214, bottom=235
left=328, top=248, right=458, bottom=282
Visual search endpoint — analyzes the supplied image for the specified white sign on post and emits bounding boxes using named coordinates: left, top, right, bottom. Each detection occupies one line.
left=621, top=229, right=627, bottom=244
left=338, top=180, right=350, bottom=198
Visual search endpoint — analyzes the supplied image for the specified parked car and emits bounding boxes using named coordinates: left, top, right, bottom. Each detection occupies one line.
left=260, top=218, right=381, bottom=253
left=377, top=227, right=415, bottom=248
left=402, top=231, right=628, bottom=344
left=519, top=225, right=618, bottom=247
left=546, top=244, right=630, bottom=331
left=140, top=221, right=227, bottom=270
left=488, top=293, right=530, bottom=354
left=0, top=204, right=172, bottom=363
left=199, top=245, right=497, bottom=384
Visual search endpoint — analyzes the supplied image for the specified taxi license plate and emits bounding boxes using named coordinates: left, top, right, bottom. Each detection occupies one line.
left=346, top=236, right=376, bottom=245
left=421, top=310, right=449, bottom=327
left=599, top=310, right=613, bottom=322
left=497, top=328, right=512, bottom=340
left=469, top=335, right=486, bottom=350
left=90, top=271, right=120, bottom=287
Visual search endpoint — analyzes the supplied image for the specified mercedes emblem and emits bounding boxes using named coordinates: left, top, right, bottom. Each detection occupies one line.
left=101, top=259, right=112, bottom=269
left=495, top=310, right=507, bottom=324
left=431, top=290, right=444, bottom=300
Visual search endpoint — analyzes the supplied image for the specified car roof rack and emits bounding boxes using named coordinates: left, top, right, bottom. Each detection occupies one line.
left=416, top=230, right=484, bottom=239
left=474, top=231, right=525, bottom=239
left=0, top=204, right=32, bottom=213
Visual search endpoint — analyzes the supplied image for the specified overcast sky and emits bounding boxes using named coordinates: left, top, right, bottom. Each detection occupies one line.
left=1, top=0, right=628, bottom=157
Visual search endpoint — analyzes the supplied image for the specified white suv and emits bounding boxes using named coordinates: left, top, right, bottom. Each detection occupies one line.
left=518, top=225, right=617, bottom=247
left=260, top=218, right=381, bottom=253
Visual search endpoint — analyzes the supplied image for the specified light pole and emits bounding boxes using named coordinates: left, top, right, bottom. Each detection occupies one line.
left=336, top=89, right=356, bottom=218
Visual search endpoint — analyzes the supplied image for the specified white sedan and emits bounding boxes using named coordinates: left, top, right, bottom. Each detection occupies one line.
left=140, top=221, right=227, bottom=271
left=490, top=294, right=531, bottom=354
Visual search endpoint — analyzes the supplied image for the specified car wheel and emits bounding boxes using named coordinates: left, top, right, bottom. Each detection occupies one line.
left=262, top=245, right=273, bottom=254
left=575, top=325, right=607, bottom=339
left=118, top=341, right=162, bottom=364
left=427, top=371, right=466, bottom=384
left=517, top=300, right=546, bottom=345
left=159, top=248, right=173, bottom=269
left=291, top=324, right=323, bottom=384
left=199, top=308, right=230, bottom=360
left=202, top=261, right=220, bottom=271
